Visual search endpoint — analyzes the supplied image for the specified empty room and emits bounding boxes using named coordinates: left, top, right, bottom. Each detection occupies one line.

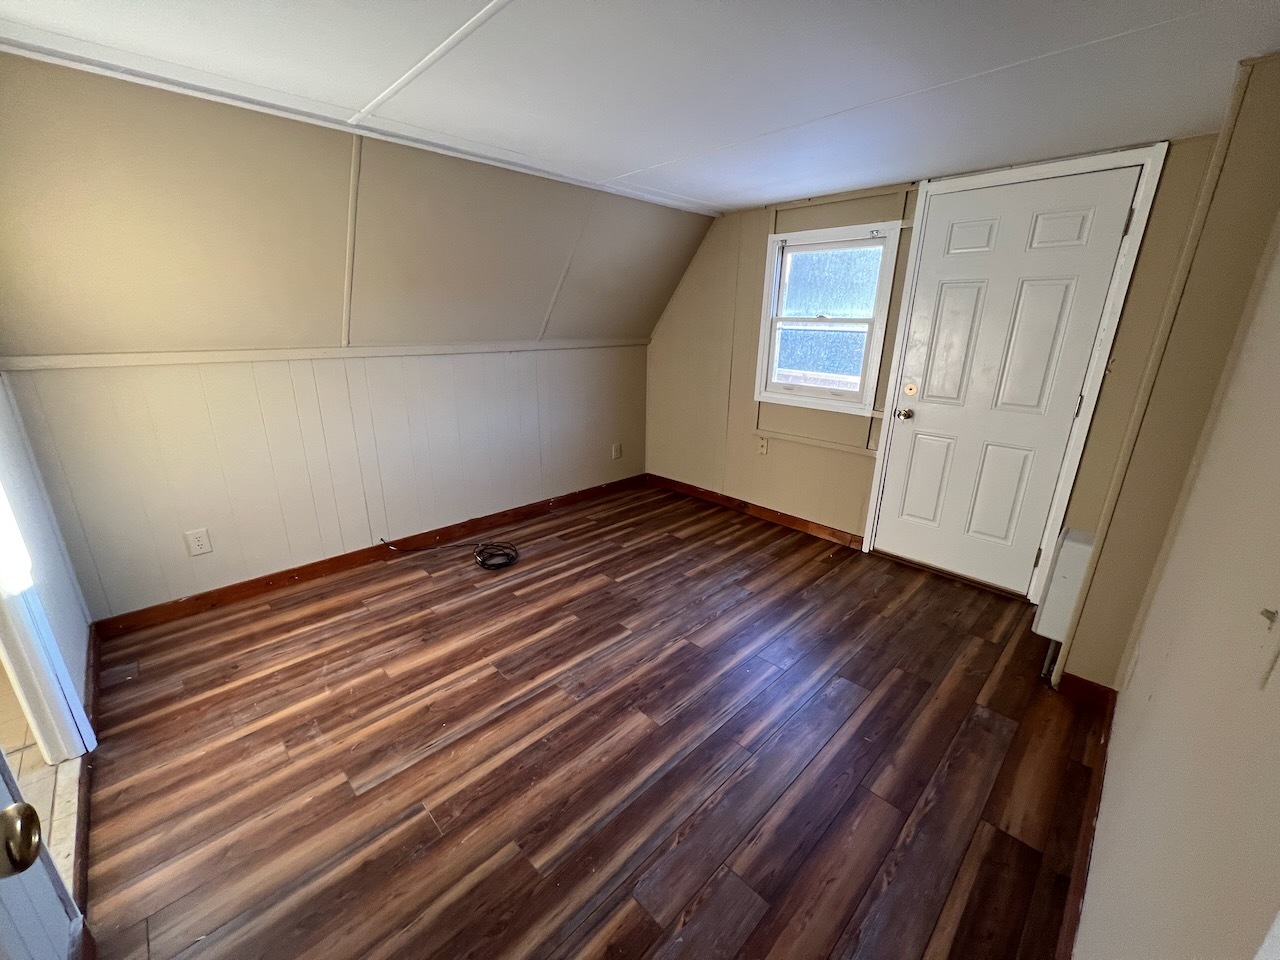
left=0, top=2, right=1278, bottom=958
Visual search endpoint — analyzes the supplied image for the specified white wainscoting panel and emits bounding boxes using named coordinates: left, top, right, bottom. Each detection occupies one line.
left=7, top=346, right=646, bottom=619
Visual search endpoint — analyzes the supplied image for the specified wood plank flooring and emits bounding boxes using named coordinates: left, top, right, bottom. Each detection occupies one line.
left=86, top=486, right=1107, bottom=960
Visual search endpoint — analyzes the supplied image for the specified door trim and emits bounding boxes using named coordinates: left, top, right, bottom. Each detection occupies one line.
left=865, top=143, right=1169, bottom=603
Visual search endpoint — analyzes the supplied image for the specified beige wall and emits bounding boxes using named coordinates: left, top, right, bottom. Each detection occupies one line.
left=1062, top=136, right=1216, bottom=532
left=0, top=52, right=702, bottom=618
left=1066, top=56, right=1280, bottom=685
left=648, top=136, right=1228, bottom=688
left=1074, top=213, right=1280, bottom=960
left=647, top=185, right=915, bottom=533
left=0, top=53, right=710, bottom=356
left=0, top=53, right=353, bottom=354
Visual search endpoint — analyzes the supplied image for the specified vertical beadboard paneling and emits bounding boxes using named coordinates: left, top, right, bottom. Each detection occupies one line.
left=342, top=359, right=390, bottom=544
left=34, top=369, right=169, bottom=614
left=417, top=355, right=469, bottom=527
left=138, top=365, right=247, bottom=595
left=310, top=359, right=372, bottom=552
left=400, top=356, right=440, bottom=536
left=364, top=357, right=421, bottom=540
left=253, top=362, right=326, bottom=566
left=107, top=369, right=200, bottom=601
left=199, top=363, right=292, bottom=579
left=515, top=352, right=548, bottom=503
left=9, top=346, right=646, bottom=617
left=452, top=352, right=501, bottom=520
left=288, top=360, right=346, bottom=558
left=6, top=374, right=110, bottom=619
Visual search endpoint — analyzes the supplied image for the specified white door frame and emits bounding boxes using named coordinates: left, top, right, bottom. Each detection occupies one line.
left=865, top=143, right=1168, bottom=603
left=0, top=381, right=96, bottom=762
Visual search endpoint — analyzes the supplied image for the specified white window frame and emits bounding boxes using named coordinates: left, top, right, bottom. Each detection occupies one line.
left=754, top=221, right=902, bottom=416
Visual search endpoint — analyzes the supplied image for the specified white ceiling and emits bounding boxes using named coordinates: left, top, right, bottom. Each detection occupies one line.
left=1, top=0, right=1278, bottom=213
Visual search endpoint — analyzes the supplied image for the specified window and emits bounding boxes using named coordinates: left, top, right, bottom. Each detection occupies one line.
left=755, top=221, right=901, bottom=415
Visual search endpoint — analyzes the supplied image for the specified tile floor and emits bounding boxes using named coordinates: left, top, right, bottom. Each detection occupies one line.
left=0, top=672, right=79, bottom=891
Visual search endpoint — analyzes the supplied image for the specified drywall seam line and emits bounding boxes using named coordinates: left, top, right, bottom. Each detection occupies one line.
left=719, top=215, right=745, bottom=494
left=348, top=0, right=519, bottom=123
left=341, top=136, right=363, bottom=348
left=606, top=7, right=1220, bottom=183
left=0, top=39, right=719, bottom=217
left=539, top=194, right=597, bottom=341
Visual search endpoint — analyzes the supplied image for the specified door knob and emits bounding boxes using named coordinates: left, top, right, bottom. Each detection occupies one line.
left=0, top=803, right=41, bottom=878
left=894, top=408, right=915, bottom=420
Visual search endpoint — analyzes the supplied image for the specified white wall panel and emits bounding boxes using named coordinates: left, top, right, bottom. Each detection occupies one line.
left=417, top=355, right=469, bottom=528
left=200, top=363, right=294, bottom=579
left=4, top=376, right=109, bottom=623
left=310, top=359, right=373, bottom=554
left=288, top=360, right=348, bottom=559
left=253, top=362, right=326, bottom=567
left=138, top=365, right=246, bottom=593
left=0, top=379, right=93, bottom=702
left=33, top=370, right=170, bottom=615
left=107, top=369, right=200, bottom=602
left=8, top=345, right=645, bottom=618
left=342, top=359, right=391, bottom=545
left=364, top=357, right=422, bottom=541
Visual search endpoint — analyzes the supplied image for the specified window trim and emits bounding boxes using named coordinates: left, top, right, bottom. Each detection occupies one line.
left=754, top=221, right=902, bottom=416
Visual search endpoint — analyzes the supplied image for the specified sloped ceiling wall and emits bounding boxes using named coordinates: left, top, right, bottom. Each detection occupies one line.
left=0, top=53, right=711, bottom=356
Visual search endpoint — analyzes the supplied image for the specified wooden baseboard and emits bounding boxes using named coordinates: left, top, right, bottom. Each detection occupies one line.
left=1056, top=672, right=1118, bottom=710
left=1054, top=672, right=1118, bottom=960
left=69, top=916, right=96, bottom=960
left=644, top=474, right=863, bottom=549
left=93, top=475, right=648, bottom=640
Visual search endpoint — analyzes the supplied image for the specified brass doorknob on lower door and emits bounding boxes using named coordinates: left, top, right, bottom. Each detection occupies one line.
left=894, top=408, right=915, bottom=420
left=0, top=803, right=41, bottom=878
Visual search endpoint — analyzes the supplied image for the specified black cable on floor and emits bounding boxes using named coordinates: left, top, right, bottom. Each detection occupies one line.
left=379, top=538, right=519, bottom=570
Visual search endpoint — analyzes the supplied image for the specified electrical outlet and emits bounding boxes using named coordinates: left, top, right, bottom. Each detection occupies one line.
left=611, top=442, right=623, bottom=460
left=757, top=437, right=769, bottom=455
left=184, top=528, right=212, bottom=557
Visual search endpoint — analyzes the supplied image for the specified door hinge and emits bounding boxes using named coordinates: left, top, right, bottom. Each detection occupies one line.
left=1074, top=394, right=1084, bottom=418
left=1122, top=207, right=1135, bottom=237
left=1033, top=547, right=1043, bottom=568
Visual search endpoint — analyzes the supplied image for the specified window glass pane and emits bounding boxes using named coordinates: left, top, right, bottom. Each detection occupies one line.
left=779, top=243, right=883, bottom=319
left=773, top=321, right=867, bottom=392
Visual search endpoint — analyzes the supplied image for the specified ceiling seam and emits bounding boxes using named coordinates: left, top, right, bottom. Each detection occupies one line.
left=0, top=37, right=722, bottom=215
left=348, top=0, right=520, bottom=124
left=606, top=4, right=1232, bottom=184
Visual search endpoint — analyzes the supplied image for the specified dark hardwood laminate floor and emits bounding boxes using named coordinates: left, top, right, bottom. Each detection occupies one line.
left=87, top=486, right=1106, bottom=960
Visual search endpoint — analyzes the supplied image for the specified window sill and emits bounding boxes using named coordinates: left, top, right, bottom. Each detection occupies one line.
left=754, top=389, right=878, bottom=417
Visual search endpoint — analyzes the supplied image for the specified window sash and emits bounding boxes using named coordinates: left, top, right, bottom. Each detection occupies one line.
left=768, top=319, right=870, bottom=400
left=777, top=236, right=885, bottom=321
left=755, top=221, right=901, bottom=416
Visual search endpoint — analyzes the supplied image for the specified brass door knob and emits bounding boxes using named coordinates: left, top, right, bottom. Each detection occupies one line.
left=894, top=408, right=915, bottom=420
left=0, top=803, right=41, bottom=877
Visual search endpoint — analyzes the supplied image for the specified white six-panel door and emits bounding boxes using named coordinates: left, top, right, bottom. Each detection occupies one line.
left=0, top=759, right=74, bottom=960
left=874, top=166, right=1140, bottom=593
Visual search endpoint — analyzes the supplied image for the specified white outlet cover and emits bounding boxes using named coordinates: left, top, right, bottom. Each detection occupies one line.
left=184, top=528, right=213, bottom=557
